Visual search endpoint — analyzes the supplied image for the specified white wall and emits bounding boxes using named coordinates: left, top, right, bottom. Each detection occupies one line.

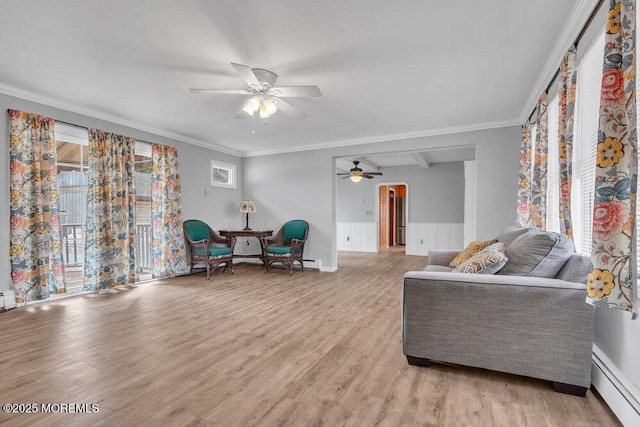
left=1, top=93, right=243, bottom=291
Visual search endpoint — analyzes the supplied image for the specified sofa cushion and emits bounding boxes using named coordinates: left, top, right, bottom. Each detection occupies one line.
left=497, top=225, right=533, bottom=247
left=452, top=242, right=508, bottom=274
left=556, top=254, right=592, bottom=284
left=449, top=239, right=498, bottom=268
left=497, top=230, right=574, bottom=278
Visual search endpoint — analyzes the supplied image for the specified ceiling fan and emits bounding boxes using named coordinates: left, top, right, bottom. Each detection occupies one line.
left=190, top=63, right=322, bottom=119
left=337, top=161, right=383, bottom=182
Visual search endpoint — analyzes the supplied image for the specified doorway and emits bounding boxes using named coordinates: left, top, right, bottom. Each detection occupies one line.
left=378, top=183, right=408, bottom=251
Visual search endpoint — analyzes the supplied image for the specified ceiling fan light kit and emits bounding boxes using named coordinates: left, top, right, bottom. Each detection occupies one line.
left=190, top=62, right=322, bottom=124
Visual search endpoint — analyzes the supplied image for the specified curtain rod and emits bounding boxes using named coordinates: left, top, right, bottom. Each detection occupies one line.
left=527, top=0, right=607, bottom=123
left=55, top=119, right=155, bottom=146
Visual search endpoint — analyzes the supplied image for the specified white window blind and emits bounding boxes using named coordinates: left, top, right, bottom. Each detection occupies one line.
left=572, top=31, right=604, bottom=255
left=546, top=93, right=560, bottom=233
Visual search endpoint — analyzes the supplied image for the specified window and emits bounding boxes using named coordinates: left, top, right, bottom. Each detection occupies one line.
left=546, top=92, right=560, bottom=233
left=572, top=31, right=603, bottom=256
left=54, top=124, right=154, bottom=288
left=55, top=123, right=89, bottom=289
left=210, top=160, right=237, bottom=189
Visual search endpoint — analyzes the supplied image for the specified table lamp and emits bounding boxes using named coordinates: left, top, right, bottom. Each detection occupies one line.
left=238, top=200, right=257, bottom=230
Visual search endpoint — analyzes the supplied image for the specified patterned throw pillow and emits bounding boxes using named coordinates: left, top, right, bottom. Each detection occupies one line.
left=449, top=239, right=498, bottom=268
left=452, top=242, right=508, bottom=274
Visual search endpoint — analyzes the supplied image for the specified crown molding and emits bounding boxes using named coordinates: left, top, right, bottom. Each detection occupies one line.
left=0, top=83, right=518, bottom=160
left=518, top=0, right=600, bottom=123
left=0, top=83, right=243, bottom=157
left=242, top=119, right=519, bottom=157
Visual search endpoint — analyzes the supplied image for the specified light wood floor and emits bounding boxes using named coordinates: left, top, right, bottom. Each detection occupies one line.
left=0, top=250, right=620, bottom=426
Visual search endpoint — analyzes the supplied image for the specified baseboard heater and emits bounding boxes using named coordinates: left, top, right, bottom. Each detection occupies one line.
left=0, top=290, right=17, bottom=311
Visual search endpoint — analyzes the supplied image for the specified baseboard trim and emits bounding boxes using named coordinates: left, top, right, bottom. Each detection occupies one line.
left=336, top=249, right=378, bottom=253
left=592, top=345, right=640, bottom=426
left=319, top=266, right=338, bottom=272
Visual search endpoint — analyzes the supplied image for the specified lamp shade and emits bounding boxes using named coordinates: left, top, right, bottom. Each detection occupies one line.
left=238, top=200, right=256, bottom=214
left=350, top=175, right=362, bottom=183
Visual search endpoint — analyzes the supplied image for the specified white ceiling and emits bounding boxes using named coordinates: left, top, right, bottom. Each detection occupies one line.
left=0, top=1, right=585, bottom=157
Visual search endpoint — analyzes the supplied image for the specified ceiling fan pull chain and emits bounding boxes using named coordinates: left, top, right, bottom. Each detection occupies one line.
left=252, top=113, right=255, bottom=134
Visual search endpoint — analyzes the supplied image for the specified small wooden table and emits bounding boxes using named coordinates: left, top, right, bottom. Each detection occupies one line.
left=219, top=229, right=273, bottom=265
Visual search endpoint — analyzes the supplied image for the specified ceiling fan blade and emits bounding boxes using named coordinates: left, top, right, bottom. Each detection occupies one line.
left=231, top=63, right=261, bottom=88
left=364, top=172, right=383, bottom=175
left=336, top=172, right=351, bottom=176
left=190, top=89, right=251, bottom=94
left=341, top=176, right=351, bottom=179
left=274, top=98, right=307, bottom=119
left=270, top=86, right=322, bottom=98
left=362, top=175, right=375, bottom=179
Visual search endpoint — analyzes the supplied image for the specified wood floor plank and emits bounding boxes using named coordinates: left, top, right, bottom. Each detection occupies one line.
left=0, top=249, right=621, bottom=426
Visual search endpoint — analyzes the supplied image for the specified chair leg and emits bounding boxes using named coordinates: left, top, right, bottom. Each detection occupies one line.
left=206, top=263, right=211, bottom=280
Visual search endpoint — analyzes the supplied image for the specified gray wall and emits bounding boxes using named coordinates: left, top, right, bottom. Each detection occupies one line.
left=336, top=163, right=465, bottom=224
left=1, top=93, right=243, bottom=291
left=243, top=125, right=521, bottom=269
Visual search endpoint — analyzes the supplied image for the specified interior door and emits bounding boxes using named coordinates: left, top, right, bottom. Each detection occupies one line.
left=379, top=185, right=387, bottom=250
left=388, top=189, right=395, bottom=246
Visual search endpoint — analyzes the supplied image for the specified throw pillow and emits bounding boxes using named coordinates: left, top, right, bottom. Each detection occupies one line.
left=449, top=239, right=498, bottom=268
left=452, top=242, right=508, bottom=274
left=497, top=229, right=574, bottom=278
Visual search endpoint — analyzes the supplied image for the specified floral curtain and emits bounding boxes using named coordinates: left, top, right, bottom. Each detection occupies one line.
left=516, top=123, right=533, bottom=227
left=558, top=46, right=578, bottom=238
left=531, top=92, right=549, bottom=229
left=151, top=144, right=188, bottom=278
left=83, top=129, right=137, bottom=291
left=8, top=109, right=66, bottom=303
left=588, top=0, right=637, bottom=315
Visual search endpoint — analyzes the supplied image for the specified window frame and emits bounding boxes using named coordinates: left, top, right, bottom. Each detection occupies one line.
left=210, top=160, right=237, bottom=189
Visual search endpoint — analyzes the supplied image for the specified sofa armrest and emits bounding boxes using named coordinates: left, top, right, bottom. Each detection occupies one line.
left=402, top=271, right=594, bottom=388
left=427, top=250, right=460, bottom=267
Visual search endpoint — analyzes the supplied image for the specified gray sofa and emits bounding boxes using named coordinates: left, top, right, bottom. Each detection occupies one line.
left=402, top=226, right=596, bottom=396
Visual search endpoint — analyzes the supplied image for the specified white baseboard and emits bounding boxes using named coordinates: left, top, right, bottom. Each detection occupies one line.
left=234, top=258, right=324, bottom=271
left=319, top=266, right=338, bottom=272
left=592, top=345, right=640, bottom=426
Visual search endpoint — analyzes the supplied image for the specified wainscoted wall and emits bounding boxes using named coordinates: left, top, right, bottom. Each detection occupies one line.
left=337, top=222, right=464, bottom=255
left=336, top=222, right=377, bottom=252
left=405, top=223, right=464, bottom=256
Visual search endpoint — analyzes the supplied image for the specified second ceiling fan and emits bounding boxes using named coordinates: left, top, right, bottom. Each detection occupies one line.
left=190, top=63, right=322, bottom=119
left=337, top=161, right=383, bottom=182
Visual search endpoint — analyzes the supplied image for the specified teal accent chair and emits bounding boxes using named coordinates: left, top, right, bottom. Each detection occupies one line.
left=262, top=220, right=309, bottom=275
left=183, top=219, right=236, bottom=279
